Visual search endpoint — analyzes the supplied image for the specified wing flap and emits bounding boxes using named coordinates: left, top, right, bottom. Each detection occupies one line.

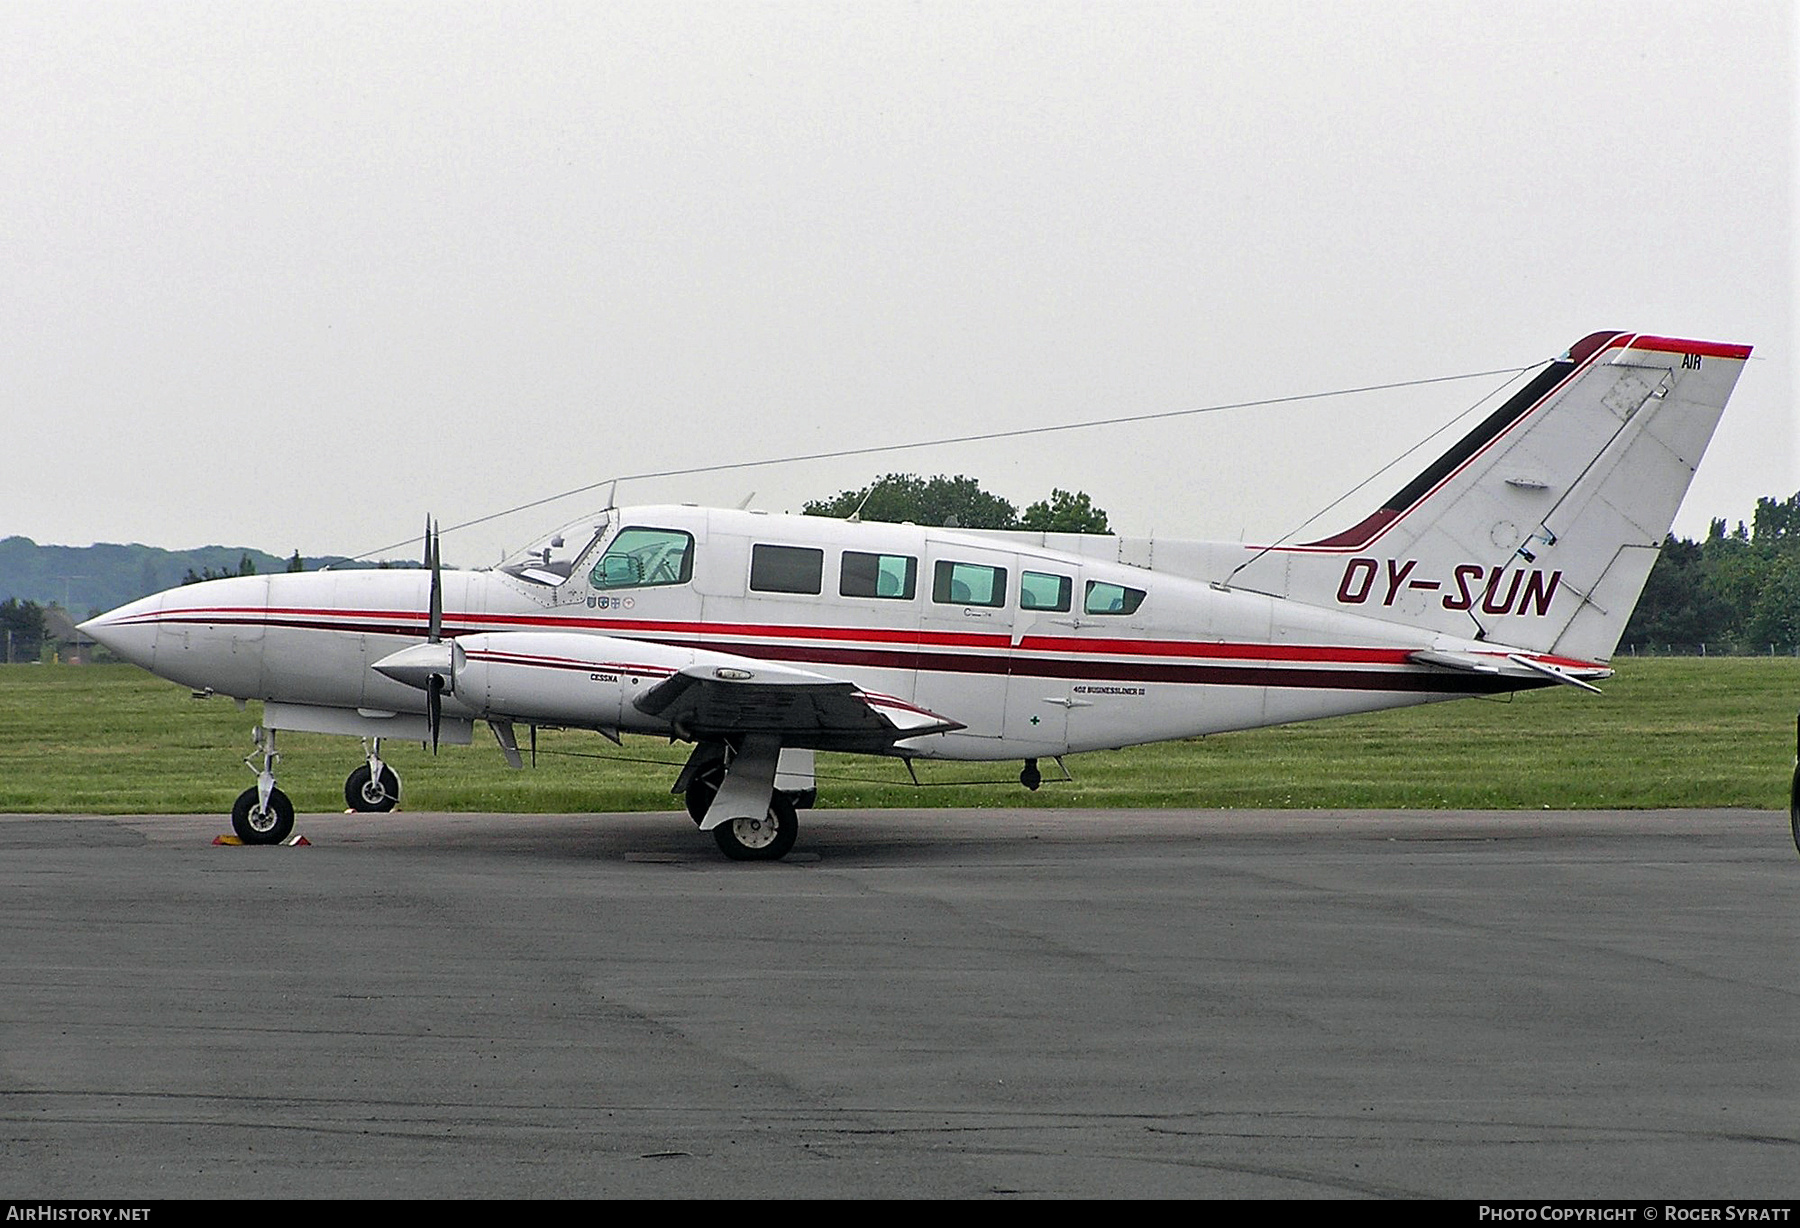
left=633, top=662, right=962, bottom=749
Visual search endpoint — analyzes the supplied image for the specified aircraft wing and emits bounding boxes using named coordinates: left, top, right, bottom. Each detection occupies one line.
left=414, top=630, right=963, bottom=752
left=632, top=663, right=964, bottom=749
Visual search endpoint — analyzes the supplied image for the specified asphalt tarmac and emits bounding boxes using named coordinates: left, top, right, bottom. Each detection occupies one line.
left=2, top=807, right=1795, bottom=1199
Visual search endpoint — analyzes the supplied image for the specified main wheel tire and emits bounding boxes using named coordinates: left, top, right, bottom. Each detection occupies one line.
left=232, top=786, right=295, bottom=844
left=1790, top=763, right=1799, bottom=857
left=711, top=793, right=798, bottom=862
left=345, top=764, right=400, bottom=812
left=684, top=762, right=725, bottom=824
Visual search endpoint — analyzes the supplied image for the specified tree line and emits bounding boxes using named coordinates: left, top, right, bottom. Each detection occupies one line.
left=6, top=480, right=1796, bottom=660
left=1618, top=493, right=1800, bottom=654
left=803, top=473, right=1110, bottom=533
left=807, top=478, right=1800, bottom=655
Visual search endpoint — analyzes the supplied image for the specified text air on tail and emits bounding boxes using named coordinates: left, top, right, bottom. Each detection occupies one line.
left=1230, top=331, right=1752, bottom=662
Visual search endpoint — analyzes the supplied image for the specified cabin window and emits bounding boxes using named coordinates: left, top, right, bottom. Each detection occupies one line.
left=1020, top=571, right=1072, bottom=612
left=932, top=560, right=1007, bottom=608
left=750, top=544, right=824, bottom=595
left=589, top=527, right=694, bottom=590
left=1084, top=580, right=1146, bottom=615
left=841, top=551, right=917, bottom=600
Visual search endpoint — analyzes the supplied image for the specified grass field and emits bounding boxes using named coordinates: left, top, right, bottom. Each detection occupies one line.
left=0, top=660, right=1794, bottom=814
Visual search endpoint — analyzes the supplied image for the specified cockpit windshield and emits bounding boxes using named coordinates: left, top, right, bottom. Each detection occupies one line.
left=497, top=512, right=612, bottom=587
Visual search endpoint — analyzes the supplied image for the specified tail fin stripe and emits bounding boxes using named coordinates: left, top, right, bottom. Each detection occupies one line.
left=1297, top=332, right=1625, bottom=550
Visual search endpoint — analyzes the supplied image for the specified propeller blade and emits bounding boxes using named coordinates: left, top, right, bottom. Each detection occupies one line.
left=426, top=672, right=443, bottom=754
left=426, top=517, right=443, bottom=645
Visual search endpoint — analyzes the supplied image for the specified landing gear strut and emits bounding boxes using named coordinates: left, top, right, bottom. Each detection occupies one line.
left=345, top=739, right=401, bottom=812
left=677, top=741, right=811, bottom=826
left=232, top=725, right=295, bottom=844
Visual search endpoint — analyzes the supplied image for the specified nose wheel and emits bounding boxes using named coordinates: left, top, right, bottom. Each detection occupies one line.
left=232, top=785, right=294, bottom=844
left=345, top=742, right=401, bottom=812
left=346, top=764, right=401, bottom=812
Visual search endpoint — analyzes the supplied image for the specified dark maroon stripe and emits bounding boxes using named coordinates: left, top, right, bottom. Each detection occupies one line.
left=142, top=615, right=1543, bottom=696
left=645, top=637, right=1543, bottom=696
left=466, top=652, right=676, bottom=677
left=151, top=614, right=429, bottom=638
left=1374, top=358, right=1573, bottom=516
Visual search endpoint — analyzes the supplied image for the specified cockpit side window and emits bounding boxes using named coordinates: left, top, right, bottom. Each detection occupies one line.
left=750, top=544, right=823, bottom=595
left=589, top=527, right=695, bottom=590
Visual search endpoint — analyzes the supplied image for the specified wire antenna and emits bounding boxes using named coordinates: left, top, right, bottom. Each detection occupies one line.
left=350, top=361, right=1541, bottom=561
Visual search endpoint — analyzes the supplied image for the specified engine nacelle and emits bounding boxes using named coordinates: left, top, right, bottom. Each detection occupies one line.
left=445, top=632, right=700, bottom=731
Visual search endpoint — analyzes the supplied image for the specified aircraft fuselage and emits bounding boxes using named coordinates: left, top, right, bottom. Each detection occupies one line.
left=88, top=505, right=1566, bottom=761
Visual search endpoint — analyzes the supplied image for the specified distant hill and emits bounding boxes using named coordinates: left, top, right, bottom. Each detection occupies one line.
left=0, top=538, right=401, bottom=616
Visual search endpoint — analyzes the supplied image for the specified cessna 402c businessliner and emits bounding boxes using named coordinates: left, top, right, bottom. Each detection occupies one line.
left=82, top=330, right=1750, bottom=860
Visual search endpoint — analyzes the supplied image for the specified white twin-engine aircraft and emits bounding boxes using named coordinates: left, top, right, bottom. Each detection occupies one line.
left=83, top=330, right=1750, bottom=860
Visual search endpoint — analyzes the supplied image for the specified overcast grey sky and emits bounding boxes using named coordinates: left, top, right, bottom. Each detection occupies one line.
left=2, top=1, right=1791, bottom=566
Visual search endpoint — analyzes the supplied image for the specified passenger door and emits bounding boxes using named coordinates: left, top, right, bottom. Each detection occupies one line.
left=914, top=545, right=1012, bottom=738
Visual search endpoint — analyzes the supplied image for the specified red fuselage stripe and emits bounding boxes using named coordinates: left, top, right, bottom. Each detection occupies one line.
left=116, top=608, right=1576, bottom=694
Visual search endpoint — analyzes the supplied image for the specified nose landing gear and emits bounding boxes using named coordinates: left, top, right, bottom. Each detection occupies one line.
left=232, top=725, right=295, bottom=844
left=345, top=739, right=401, bottom=812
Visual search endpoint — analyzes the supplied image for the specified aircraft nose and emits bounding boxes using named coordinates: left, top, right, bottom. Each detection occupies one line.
left=80, top=595, right=163, bottom=669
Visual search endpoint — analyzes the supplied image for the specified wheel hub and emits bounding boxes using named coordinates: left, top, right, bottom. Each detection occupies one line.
left=728, top=815, right=778, bottom=849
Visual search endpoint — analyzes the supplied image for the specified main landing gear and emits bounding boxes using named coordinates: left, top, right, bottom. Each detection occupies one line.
left=676, top=738, right=804, bottom=861
left=232, top=725, right=295, bottom=844
left=1790, top=712, right=1799, bottom=859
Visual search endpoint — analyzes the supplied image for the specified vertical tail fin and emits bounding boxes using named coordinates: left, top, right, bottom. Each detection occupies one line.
left=1232, top=332, right=1751, bottom=660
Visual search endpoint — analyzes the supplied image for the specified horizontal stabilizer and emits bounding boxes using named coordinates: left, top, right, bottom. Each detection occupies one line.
left=1408, top=647, right=1609, bottom=692
left=1503, top=653, right=1606, bottom=693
